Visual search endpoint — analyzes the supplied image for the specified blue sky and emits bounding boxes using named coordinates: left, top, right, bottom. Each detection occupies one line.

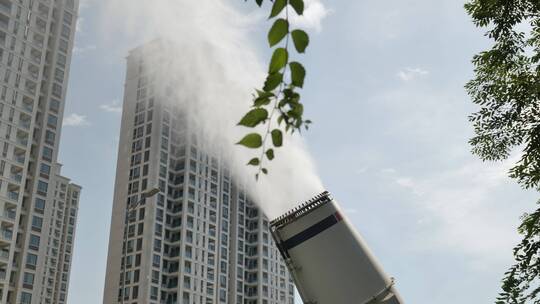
left=58, top=0, right=538, bottom=303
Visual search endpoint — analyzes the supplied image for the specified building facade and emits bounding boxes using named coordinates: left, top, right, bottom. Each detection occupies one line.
left=103, top=41, right=295, bottom=304
left=0, top=0, right=81, bottom=303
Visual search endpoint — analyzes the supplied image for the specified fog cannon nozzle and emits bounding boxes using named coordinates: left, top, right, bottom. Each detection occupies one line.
left=270, top=191, right=405, bottom=304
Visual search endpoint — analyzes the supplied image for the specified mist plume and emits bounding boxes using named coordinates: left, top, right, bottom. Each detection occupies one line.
left=100, top=0, right=324, bottom=218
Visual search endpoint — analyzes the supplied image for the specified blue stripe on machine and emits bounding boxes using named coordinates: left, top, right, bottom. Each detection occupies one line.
left=282, top=213, right=342, bottom=251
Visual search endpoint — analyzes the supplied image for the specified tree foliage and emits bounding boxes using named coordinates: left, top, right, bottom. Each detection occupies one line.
left=465, top=0, right=540, bottom=302
left=239, top=0, right=311, bottom=179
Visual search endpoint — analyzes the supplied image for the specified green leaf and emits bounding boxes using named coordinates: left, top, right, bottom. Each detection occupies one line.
left=289, top=0, right=304, bottom=15
left=237, top=133, right=263, bottom=148
left=263, top=72, right=283, bottom=92
left=290, top=102, right=304, bottom=117
left=289, top=62, right=306, bottom=88
left=291, top=30, right=309, bottom=53
left=271, top=129, right=283, bottom=147
left=257, top=90, right=274, bottom=98
left=253, top=97, right=271, bottom=107
left=253, top=91, right=274, bottom=107
left=266, top=149, right=275, bottom=160
left=247, top=158, right=260, bottom=166
left=269, top=48, right=288, bottom=73
left=255, top=0, right=263, bottom=6
left=268, top=19, right=289, bottom=47
left=238, top=108, right=269, bottom=127
left=261, top=168, right=268, bottom=174
left=269, top=0, right=287, bottom=18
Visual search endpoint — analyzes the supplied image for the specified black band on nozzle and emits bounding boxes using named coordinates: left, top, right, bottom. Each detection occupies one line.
left=270, top=191, right=333, bottom=230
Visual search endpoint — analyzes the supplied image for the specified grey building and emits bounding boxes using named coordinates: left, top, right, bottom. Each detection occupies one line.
left=0, top=0, right=82, bottom=303
left=103, top=40, right=294, bottom=304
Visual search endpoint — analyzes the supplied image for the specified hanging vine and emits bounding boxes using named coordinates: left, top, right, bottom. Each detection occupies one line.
left=237, top=0, right=311, bottom=179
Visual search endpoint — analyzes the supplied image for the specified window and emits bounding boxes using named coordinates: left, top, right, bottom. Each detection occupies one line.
left=63, top=12, right=73, bottom=25
left=49, top=99, right=60, bottom=113
left=39, top=163, right=50, bottom=177
left=37, top=180, right=48, bottom=195
left=144, top=151, right=150, bottom=162
left=58, top=39, right=68, bottom=53
left=61, top=24, right=70, bottom=39
left=52, top=83, right=62, bottom=98
left=29, top=235, right=40, bottom=250
left=42, top=146, right=53, bottom=161
left=34, top=198, right=45, bottom=213
left=153, top=239, right=161, bottom=251
left=21, top=292, right=32, bottom=304
left=150, top=286, right=158, bottom=300
left=47, top=114, right=58, bottom=129
left=31, top=216, right=43, bottom=231
left=26, top=253, right=37, bottom=268
left=57, top=54, right=67, bottom=68
left=152, top=254, right=160, bottom=267
left=55, top=68, right=65, bottom=82
left=23, top=272, right=34, bottom=286
left=132, top=286, right=138, bottom=299
left=151, top=270, right=159, bottom=283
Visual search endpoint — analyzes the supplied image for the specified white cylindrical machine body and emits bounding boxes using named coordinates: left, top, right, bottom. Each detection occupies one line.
left=270, top=191, right=404, bottom=304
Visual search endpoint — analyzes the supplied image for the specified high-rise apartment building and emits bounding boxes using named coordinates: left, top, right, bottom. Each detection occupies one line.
left=0, top=0, right=81, bottom=303
left=104, top=40, right=295, bottom=304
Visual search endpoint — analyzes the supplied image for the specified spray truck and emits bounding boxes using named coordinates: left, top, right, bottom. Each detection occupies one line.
left=270, top=191, right=404, bottom=304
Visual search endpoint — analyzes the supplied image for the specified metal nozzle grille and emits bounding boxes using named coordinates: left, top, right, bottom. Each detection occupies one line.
left=270, top=191, right=332, bottom=229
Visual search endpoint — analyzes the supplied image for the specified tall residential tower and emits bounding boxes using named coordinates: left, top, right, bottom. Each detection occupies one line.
left=0, top=0, right=82, bottom=303
left=104, top=40, right=294, bottom=304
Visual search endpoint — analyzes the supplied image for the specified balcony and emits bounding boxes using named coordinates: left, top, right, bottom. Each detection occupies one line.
left=7, top=191, right=18, bottom=202
left=0, top=249, right=8, bottom=265
left=37, top=7, right=48, bottom=19
left=9, top=173, right=22, bottom=183
left=32, top=34, right=44, bottom=48
left=18, top=120, right=30, bottom=130
left=16, top=132, right=28, bottom=147
left=1, top=209, right=15, bottom=223
left=0, top=0, right=11, bottom=15
left=34, top=18, right=47, bottom=34
left=24, top=81, right=36, bottom=95
left=0, top=229, right=12, bottom=245
left=30, top=52, right=41, bottom=64
left=22, top=97, right=34, bottom=113
left=12, top=153, right=25, bottom=165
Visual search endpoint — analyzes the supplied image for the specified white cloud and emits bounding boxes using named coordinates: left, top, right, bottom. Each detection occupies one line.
left=79, top=0, right=93, bottom=10
left=397, top=67, right=429, bottom=81
left=99, top=100, right=122, bottom=113
left=384, top=155, right=528, bottom=268
left=76, top=17, right=84, bottom=33
left=380, top=168, right=397, bottom=175
left=289, top=0, right=331, bottom=32
left=63, top=113, right=90, bottom=127
left=73, top=44, right=97, bottom=55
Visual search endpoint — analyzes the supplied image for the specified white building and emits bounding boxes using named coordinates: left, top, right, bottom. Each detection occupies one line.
left=0, top=0, right=81, bottom=303
left=103, top=40, right=295, bottom=304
